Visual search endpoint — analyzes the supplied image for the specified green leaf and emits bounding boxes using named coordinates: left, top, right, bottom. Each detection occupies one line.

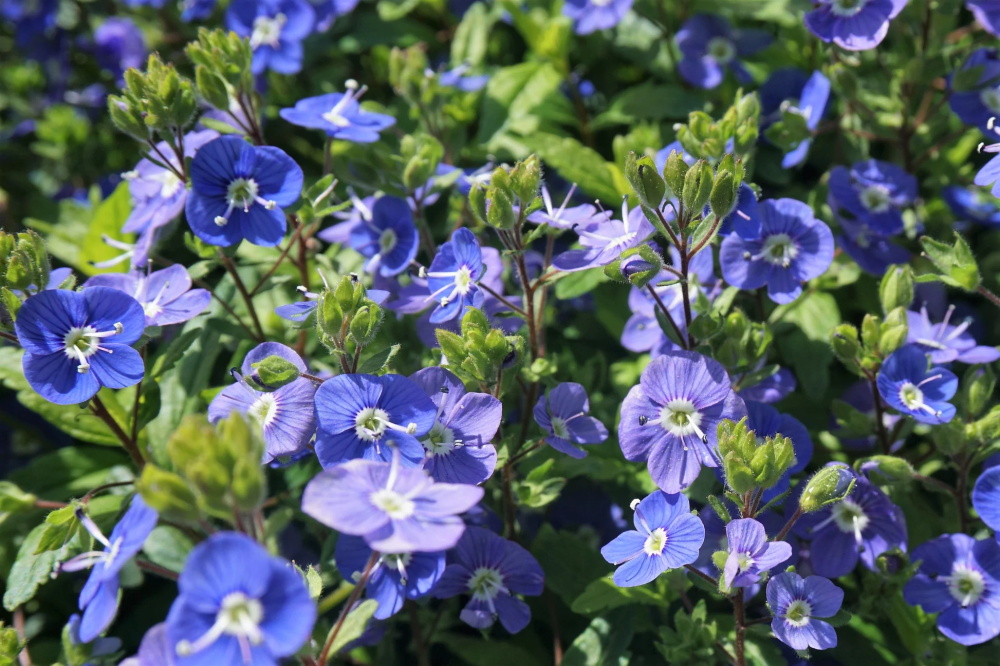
left=3, top=523, right=60, bottom=611
left=531, top=525, right=608, bottom=607
left=443, top=635, right=546, bottom=666
left=79, top=182, right=134, bottom=275
left=142, top=525, right=193, bottom=573
left=571, top=577, right=663, bottom=614
left=554, top=267, right=608, bottom=300
left=324, top=598, right=378, bottom=660
left=521, top=133, right=629, bottom=203
left=594, top=83, right=702, bottom=129
left=357, top=344, right=400, bottom=375
left=561, top=609, right=635, bottom=666
left=477, top=62, right=568, bottom=149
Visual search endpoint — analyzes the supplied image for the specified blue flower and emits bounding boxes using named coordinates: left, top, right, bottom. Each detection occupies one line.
left=60, top=496, right=158, bottom=642
left=804, top=0, right=907, bottom=51
left=312, top=0, right=360, bottom=31
left=226, top=0, right=315, bottom=75
left=279, top=84, right=396, bottom=142
left=722, top=518, right=792, bottom=590
left=827, top=159, right=916, bottom=235
left=736, top=365, right=797, bottom=404
left=83, top=265, right=210, bottom=328
left=351, top=196, right=419, bottom=277
left=313, top=372, right=438, bottom=468
left=876, top=345, right=958, bottom=424
left=14, top=287, right=145, bottom=405
left=434, top=64, right=489, bottom=92
left=904, top=534, right=1000, bottom=645
left=533, top=382, right=608, bottom=459
left=943, top=185, right=1000, bottom=227
left=968, top=0, right=1000, bottom=36
left=834, top=212, right=910, bottom=275
left=720, top=198, right=835, bottom=304
left=208, top=342, right=317, bottom=462
left=121, top=623, right=173, bottom=666
left=720, top=183, right=764, bottom=240
left=561, top=0, right=634, bottom=35
left=552, top=201, right=656, bottom=272
left=185, top=135, right=303, bottom=247
left=619, top=351, right=747, bottom=494
left=906, top=304, right=1000, bottom=365
left=972, top=466, right=1000, bottom=531
left=601, top=491, right=705, bottom=587
left=526, top=184, right=611, bottom=229
left=767, top=572, right=844, bottom=650
left=166, top=532, right=315, bottom=664
left=796, top=473, right=907, bottom=578
left=181, top=0, right=217, bottom=21
left=426, top=228, right=486, bottom=323
left=432, top=526, right=544, bottom=633
left=409, top=367, right=501, bottom=485
left=302, top=455, right=484, bottom=552
left=676, top=14, right=772, bottom=89
left=759, top=68, right=831, bottom=167
left=949, top=49, right=1000, bottom=136
left=335, top=535, right=445, bottom=620
left=92, top=18, right=146, bottom=82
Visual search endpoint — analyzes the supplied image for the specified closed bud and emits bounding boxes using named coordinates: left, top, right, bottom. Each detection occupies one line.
left=317, top=291, right=344, bottom=342
left=736, top=91, right=760, bottom=124
left=195, top=65, right=230, bottom=111
left=858, top=455, right=913, bottom=484
left=831, top=323, right=862, bottom=370
left=682, top=160, right=714, bottom=215
left=879, top=265, right=914, bottom=314
left=468, top=184, right=489, bottom=224
left=709, top=170, right=737, bottom=219
left=860, top=314, right=880, bottom=351
left=0, top=625, right=20, bottom=662
left=108, top=95, right=147, bottom=140
left=510, top=155, right=542, bottom=205
left=349, top=304, right=384, bottom=345
left=962, top=365, right=996, bottom=417
left=724, top=309, right=749, bottom=340
left=626, top=152, right=665, bottom=208
left=486, top=187, right=516, bottom=230
left=663, top=150, right=689, bottom=197
left=799, top=464, right=855, bottom=513
left=136, top=464, right=201, bottom=522
left=249, top=355, right=301, bottom=391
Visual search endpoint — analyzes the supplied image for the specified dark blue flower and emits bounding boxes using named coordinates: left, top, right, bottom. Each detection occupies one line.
left=226, top=0, right=315, bottom=75
left=335, top=535, right=445, bottom=620
left=312, top=0, right=360, bottom=31
left=767, top=572, right=844, bottom=650
left=313, top=373, right=438, bottom=468
left=208, top=342, right=317, bottom=462
left=434, top=64, right=489, bottom=92
left=181, top=0, right=217, bottom=21
left=14, top=287, right=145, bottom=405
left=303, top=455, right=483, bottom=552
left=166, top=532, right=315, bottom=664
left=760, top=68, right=831, bottom=167
left=83, top=265, right=210, bottom=328
left=804, top=0, right=907, bottom=51
left=827, top=159, right=916, bottom=235
left=601, top=491, right=705, bottom=587
left=280, top=84, right=396, bottom=142
left=561, top=0, right=634, bottom=35
left=906, top=305, right=1000, bottom=365
left=426, top=228, right=486, bottom=323
left=121, top=623, right=173, bottom=666
left=904, top=533, right=1000, bottom=645
left=409, top=367, right=501, bottom=485
left=533, top=382, right=608, bottom=459
left=972, top=466, right=1000, bottom=531
left=737, top=365, right=797, bottom=404
left=720, top=198, right=835, bottom=304
left=676, top=14, right=772, bottom=89
left=720, top=184, right=764, bottom=239
left=949, top=49, right=1000, bottom=136
left=619, top=351, right=747, bottom=494
left=185, top=135, right=303, bottom=247
left=943, top=185, right=1000, bottom=227
left=60, top=496, right=158, bottom=642
left=351, top=196, right=419, bottom=277
left=433, top=526, right=544, bottom=633
left=968, top=0, right=1000, bottom=36
left=834, top=213, right=910, bottom=275
left=723, top=518, right=792, bottom=590
left=92, top=18, right=146, bottom=82
left=877, top=345, right=958, bottom=424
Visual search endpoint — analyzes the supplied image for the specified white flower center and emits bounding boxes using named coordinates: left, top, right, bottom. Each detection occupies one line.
left=981, top=87, right=1000, bottom=115
left=422, top=422, right=458, bottom=456
left=370, top=488, right=416, bottom=519
left=454, top=266, right=474, bottom=295
left=379, top=228, right=397, bottom=254
left=831, top=498, right=869, bottom=546
left=468, top=566, right=506, bottom=601
left=707, top=37, right=736, bottom=64
left=859, top=184, right=892, bottom=213
left=250, top=13, right=286, bottom=50
left=736, top=551, right=754, bottom=572
left=175, top=592, right=264, bottom=658
left=760, top=233, right=799, bottom=267
left=215, top=178, right=277, bottom=227
left=156, top=170, right=183, bottom=199
left=550, top=416, right=570, bottom=439
left=943, top=565, right=986, bottom=607
left=657, top=399, right=706, bottom=442
left=354, top=407, right=417, bottom=442
left=784, top=599, right=813, bottom=627
left=62, top=323, right=124, bottom=374
left=898, top=382, right=924, bottom=410
left=831, top=0, right=866, bottom=16
left=643, top=527, right=668, bottom=555
left=248, top=393, right=278, bottom=428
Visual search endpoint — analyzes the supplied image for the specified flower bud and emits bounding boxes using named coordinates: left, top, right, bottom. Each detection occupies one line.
left=962, top=365, right=996, bottom=417
left=799, top=465, right=855, bottom=513
left=858, top=455, right=913, bottom=484
left=709, top=170, right=737, bottom=219
left=249, top=355, right=301, bottom=391
left=682, top=160, right=714, bottom=215
left=485, top=187, right=517, bottom=230
left=510, top=155, right=542, bottom=205
left=626, top=152, right=665, bottom=208
left=879, top=265, right=914, bottom=315
left=663, top=150, right=689, bottom=197
left=349, top=305, right=384, bottom=345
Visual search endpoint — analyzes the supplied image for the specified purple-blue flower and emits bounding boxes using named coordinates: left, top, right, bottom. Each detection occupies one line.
left=83, top=265, right=210, bottom=328
left=61, top=496, right=158, bottom=642
left=226, top=0, right=315, bottom=75
left=827, top=159, right=916, bottom=235
left=943, top=185, right=1000, bottom=227
left=968, top=0, right=1000, bottom=36
left=797, top=473, right=907, bottom=578
left=552, top=201, right=656, bottom=272
left=302, top=456, right=483, bottom=552
left=767, top=572, right=844, bottom=650
left=121, top=623, right=173, bottom=666
left=313, top=373, right=437, bottom=468
left=432, top=526, right=544, bottom=633
left=279, top=84, right=396, bottom=142
left=434, top=64, right=489, bottom=92
left=14, top=287, right=145, bottom=405
left=92, top=18, right=146, bottom=81
left=409, top=367, right=501, bottom=485
left=760, top=68, right=831, bottom=167
left=533, top=382, right=608, bottom=459
left=906, top=305, right=1000, bottom=365
left=835, top=212, right=911, bottom=275
left=426, top=228, right=485, bottom=323
left=619, top=351, right=747, bottom=494
left=972, top=466, right=1000, bottom=531
left=526, top=184, right=611, bottom=229
left=676, top=14, right=772, bottom=89
left=877, top=345, right=958, bottom=424
left=561, top=0, right=634, bottom=35
left=722, top=518, right=792, bottom=590
left=351, top=196, right=419, bottom=277
left=208, top=342, right=317, bottom=462
left=804, top=0, right=907, bottom=51
left=832, top=380, right=902, bottom=450
left=737, top=365, right=797, bottom=404
left=335, top=534, right=445, bottom=620
left=165, top=532, right=315, bottom=664
left=185, top=135, right=303, bottom=247
left=720, top=198, right=835, bottom=304
left=601, top=491, right=705, bottom=587
left=904, top=533, right=1000, bottom=645
left=312, top=0, right=360, bottom=31
left=181, top=0, right=217, bottom=21
left=949, top=49, right=1000, bottom=136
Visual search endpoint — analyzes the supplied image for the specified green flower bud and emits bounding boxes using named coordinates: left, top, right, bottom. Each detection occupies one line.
left=317, top=291, right=344, bottom=342
left=920, top=233, right=981, bottom=292
left=486, top=187, right=517, bottom=230
left=831, top=323, right=862, bottom=372
left=682, top=160, right=714, bottom=216
left=879, top=265, right=914, bottom=315
left=349, top=304, right=384, bottom=345
left=603, top=244, right=663, bottom=287
left=469, top=184, right=489, bottom=224
left=626, top=152, right=666, bottom=208
left=799, top=465, right=855, bottom=513
left=195, top=65, right=230, bottom=111
left=136, top=464, right=201, bottom=522
left=663, top=150, right=689, bottom=197
left=709, top=170, right=737, bottom=219
left=510, top=155, right=542, bottom=205
left=962, top=365, right=996, bottom=417
left=858, top=455, right=913, bottom=484
left=249, top=355, right=301, bottom=391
